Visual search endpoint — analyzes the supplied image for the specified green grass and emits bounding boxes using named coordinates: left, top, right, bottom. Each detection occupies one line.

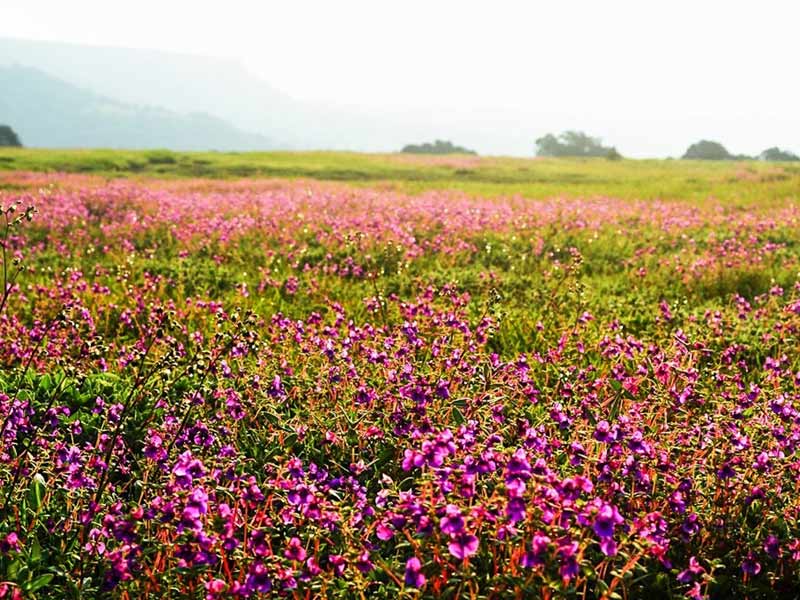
left=1, top=148, right=799, bottom=205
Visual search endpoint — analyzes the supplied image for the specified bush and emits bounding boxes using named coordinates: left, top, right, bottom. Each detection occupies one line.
left=401, top=140, right=477, bottom=155
left=144, top=149, right=178, bottom=165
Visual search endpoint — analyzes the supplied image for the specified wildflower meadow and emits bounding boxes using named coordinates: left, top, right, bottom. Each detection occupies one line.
left=1, top=162, right=800, bottom=599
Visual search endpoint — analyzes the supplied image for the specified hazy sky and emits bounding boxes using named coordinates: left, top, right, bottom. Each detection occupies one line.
left=2, top=0, right=799, bottom=156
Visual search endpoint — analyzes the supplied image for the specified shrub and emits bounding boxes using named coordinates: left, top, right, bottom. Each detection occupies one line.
left=144, top=149, right=178, bottom=164
left=401, top=140, right=477, bottom=155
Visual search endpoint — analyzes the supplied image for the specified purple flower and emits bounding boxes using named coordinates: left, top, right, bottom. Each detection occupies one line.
left=448, top=532, right=479, bottom=560
left=440, top=504, right=465, bottom=535
left=328, top=554, right=346, bottom=577
left=355, top=551, right=374, bottom=573
left=681, top=513, right=700, bottom=537
left=402, top=449, right=424, bottom=471
left=244, top=562, right=272, bottom=594
left=505, top=449, right=532, bottom=477
left=753, top=452, right=770, bottom=472
left=669, top=491, right=687, bottom=514
left=593, top=503, right=623, bottom=539
left=593, top=420, right=614, bottom=442
left=627, top=431, right=650, bottom=454
left=178, top=488, right=209, bottom=533
left=599, top=538, right=618, bottom=556
left=677, top=556, right=705, bottom=584
left=404, top=557, right=426, bottom=588
left=505, top=497, right=526, bottom=524
left=172, top=451, right=206, bottom=488
left=521, top=533, right=550, bottom=568
left=741, top=553, right=761, bottom=576
left=558, top=540, right=580, bottom=581
left=305, top=556, right=322, bottom=577
left=764, top=535, right=780, bottom=559
left=284, top=537, right=306, bottom=562
left=716, top=461, right=736, bottom=480
left=249, top=530, right=271, bottom=557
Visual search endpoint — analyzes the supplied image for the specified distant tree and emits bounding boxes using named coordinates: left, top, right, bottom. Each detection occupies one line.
left=682, top=140, right=732, bottom=160
left=605, top=147, right=623, bottom=161
left=401, top=140, right=477, bottom=155
left=760, top=147, right=799, bottom=162
left=535, top=131, right=619, bottom=158
left=0, top=125, right=22, bottom=147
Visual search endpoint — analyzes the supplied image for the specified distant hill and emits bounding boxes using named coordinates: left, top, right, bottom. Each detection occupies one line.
left=0, top=37, right=540, bottom=155
left=0, top=37, right=296, bottom=145
left=0, top=65, right=275, bottom=150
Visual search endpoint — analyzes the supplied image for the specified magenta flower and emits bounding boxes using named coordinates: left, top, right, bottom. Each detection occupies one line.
left=204, top=578, right=226, bottom=596
left=284, top=537, right=306, bottom=562
left=448, top=532, right=479, bottom=560
left=0, top=532, right=20, bottom=554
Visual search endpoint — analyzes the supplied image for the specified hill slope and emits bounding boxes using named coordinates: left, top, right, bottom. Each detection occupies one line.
left=0, top=65, right=275, bottom=150
left=0, top=37, right=541, bottom=155
left=0, top=37, right=297, bottom=141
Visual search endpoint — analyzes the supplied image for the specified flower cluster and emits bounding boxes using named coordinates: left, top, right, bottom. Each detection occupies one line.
left=0, top=175, right=799, bottom=598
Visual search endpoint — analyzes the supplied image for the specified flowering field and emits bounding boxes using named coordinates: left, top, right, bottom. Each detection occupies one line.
left=1, top=170, right=800, bottom=598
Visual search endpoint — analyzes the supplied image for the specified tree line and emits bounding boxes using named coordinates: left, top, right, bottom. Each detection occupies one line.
left=682, top=140, right=798, bottom=162
left=3, top=122, right=798, bottom=161
left=399, top=132, right=798, bottom=161
left=534, top=132, right=798, bottom=161
left=0, top=125, right=22, bottom=147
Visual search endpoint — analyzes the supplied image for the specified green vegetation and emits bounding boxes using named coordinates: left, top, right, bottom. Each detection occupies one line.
left=401, top=139, right=477, bottom=155
left=2, top=147, right=800, bottom=205
left=760, top=147, right=799, bottom=162
left=535, top=130, right=620, bottom=159
left=682, top=139, right=752, bottom=161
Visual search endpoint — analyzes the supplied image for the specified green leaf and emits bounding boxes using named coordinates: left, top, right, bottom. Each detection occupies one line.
left=25, top=573, right=53, bottom=592
left=7, top=558, right=22, bottom=578
left=30, top=537, right=42, bottom=564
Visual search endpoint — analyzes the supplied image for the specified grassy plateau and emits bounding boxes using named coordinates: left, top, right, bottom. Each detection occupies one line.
left=2, top=147, right=800, bottom=203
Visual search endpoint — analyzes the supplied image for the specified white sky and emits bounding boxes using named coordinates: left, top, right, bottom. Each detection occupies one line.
left=2, top=0, right=799, bottom=156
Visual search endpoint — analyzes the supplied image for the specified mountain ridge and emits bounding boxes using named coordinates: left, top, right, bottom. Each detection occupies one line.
left=0, top=64, right=276, bottom=150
